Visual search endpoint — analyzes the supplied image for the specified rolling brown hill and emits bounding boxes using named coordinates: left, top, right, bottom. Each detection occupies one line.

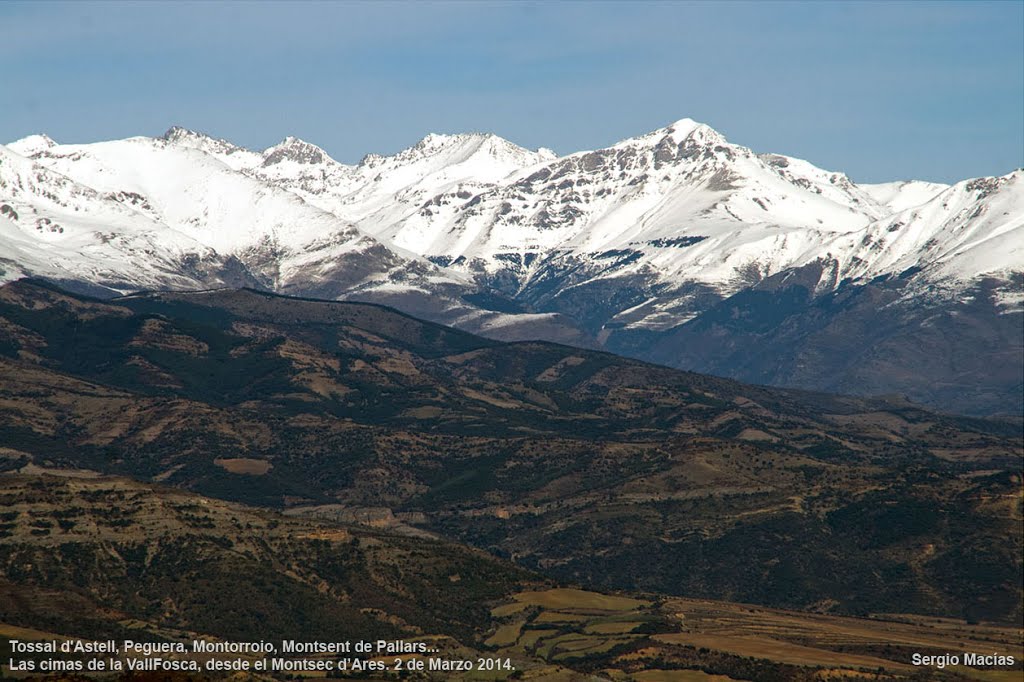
left=0, top=278, right=1021, bottom=625
left=3, top=474, right=1020, bottom=682
left=0, top=472, right=539, bottom=644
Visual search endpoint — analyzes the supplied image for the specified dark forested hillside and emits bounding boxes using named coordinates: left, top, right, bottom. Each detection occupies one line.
left=0, top=279, right=1020, bottom=627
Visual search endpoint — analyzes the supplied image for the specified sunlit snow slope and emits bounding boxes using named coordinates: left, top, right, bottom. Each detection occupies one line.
left=2, top=119, right=1020, bottom=413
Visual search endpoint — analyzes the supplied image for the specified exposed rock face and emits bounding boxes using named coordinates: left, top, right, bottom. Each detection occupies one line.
left=262, top=137, right=328, bottom=166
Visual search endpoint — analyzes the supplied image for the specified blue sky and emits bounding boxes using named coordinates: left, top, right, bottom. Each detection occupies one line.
left=1, top=0, right=1021, bottom=183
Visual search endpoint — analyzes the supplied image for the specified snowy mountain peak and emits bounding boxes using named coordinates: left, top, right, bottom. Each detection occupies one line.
left=652, top=119, right=730, bottom=154
left=262, top=137, right=331, bottom=166
left=417, top=132, right=465, bottom=148
left=410, top=131, right=502, bottom=157
left=470, top=133, right=555, bottom=166
left=354, top=132, right=551, bottom=187
left=602, top=118, right=729, bottom=165
left=537, top=147, right=558, bottom=162
left=161, top=125, right=198, bottom=142
left=7, top=134, right=57, bottom=157
left=397, top=131, right=550, bottom=167
left=665, top=117, right=709, bottom=140
left=161, top=125, right=229, bottom=147
left=860, top=179, right=951, bottom=212
left=1, top=120, right=1019, bottom=416
left=161, top=126, right=254, bottom=160
left=355, top=133, right=466, bottom=168
left=3, top=121, right=1020, bottom=345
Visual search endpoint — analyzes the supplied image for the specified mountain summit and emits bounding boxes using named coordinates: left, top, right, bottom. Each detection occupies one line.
left=2, top=119, right=1020, bottom=413
left=262, top=136, right=330, bottom=166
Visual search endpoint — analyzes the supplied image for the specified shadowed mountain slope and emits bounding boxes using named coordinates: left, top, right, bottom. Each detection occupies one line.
left=0, top=279, right=1020, bottom=624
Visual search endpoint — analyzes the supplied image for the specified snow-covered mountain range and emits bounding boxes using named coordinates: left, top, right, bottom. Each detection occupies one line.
left=1, top=119, right=1020, bottom=413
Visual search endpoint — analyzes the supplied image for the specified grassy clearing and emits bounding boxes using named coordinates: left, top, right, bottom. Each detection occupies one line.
left=585, top=621, right=643, bottom=634
left=535, top=611, right=592, bottom=624
left=952, top=668, right=1024, bottom=682
left=491, top=601, right=531, bottom=617
left=213, top=457, right=272, bottom=474
left=487, top=589, right=1023, bottom=680
left=631, top=671, right=738, bottom=682
left=551, top=636, right=634, bottom=660
left=485, top=621, right=525, bottom=648
left=653, top=632, right=910, bottom=669
left=512, top=588, right=649, bottom=612
left=0, top=622, right=68, bottom=641
left=517, top=628, right=561, bottom=650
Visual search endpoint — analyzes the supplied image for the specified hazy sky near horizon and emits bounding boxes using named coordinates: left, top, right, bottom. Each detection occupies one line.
left=1, top=0, right=1021, bottom=183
